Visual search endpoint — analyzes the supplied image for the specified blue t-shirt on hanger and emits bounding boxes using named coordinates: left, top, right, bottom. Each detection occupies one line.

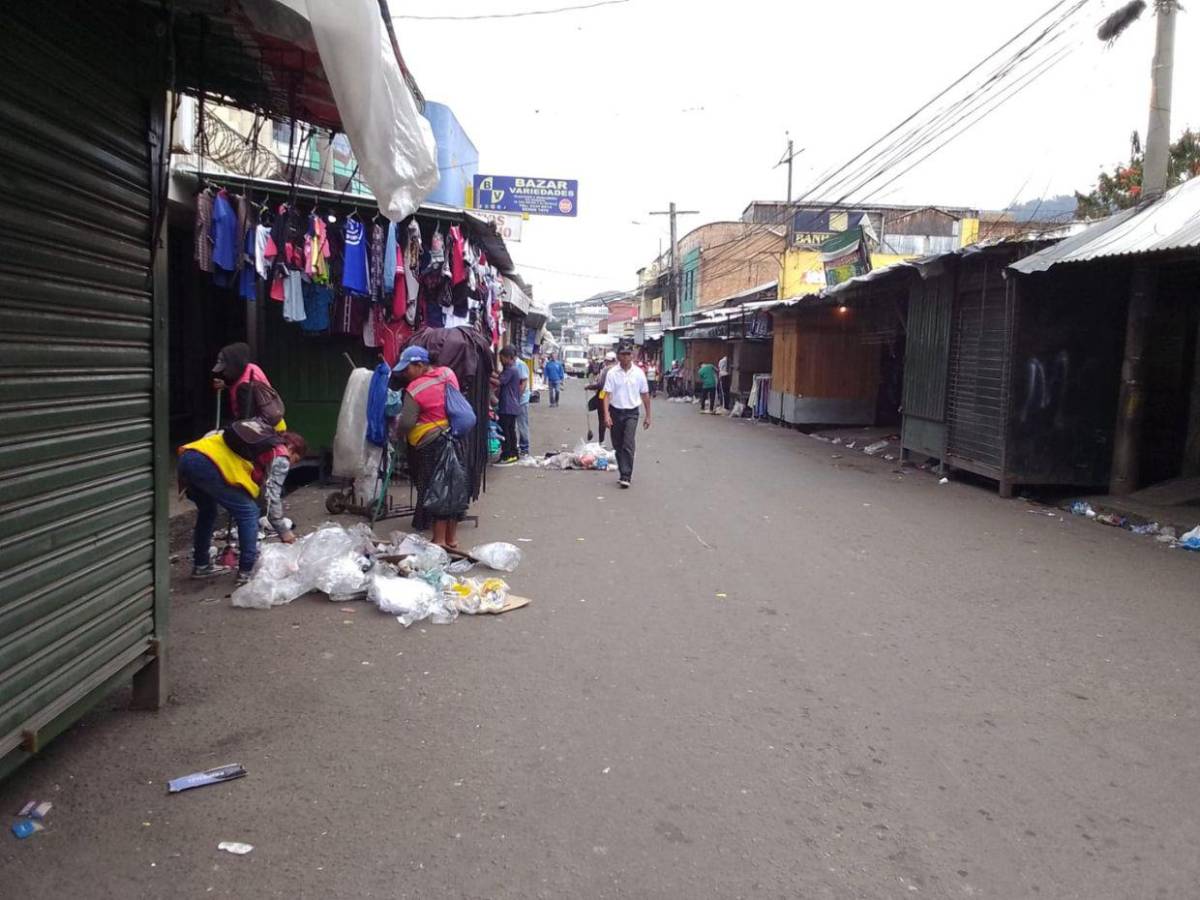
left=342, top=217, right=369, bottom=295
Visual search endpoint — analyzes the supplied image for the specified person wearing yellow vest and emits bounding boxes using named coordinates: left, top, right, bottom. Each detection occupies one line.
left=178, top=429, right=307, bottom=584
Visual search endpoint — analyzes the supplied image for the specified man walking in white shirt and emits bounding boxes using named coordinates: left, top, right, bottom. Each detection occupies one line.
left=601, top=340, right=651, bottom=489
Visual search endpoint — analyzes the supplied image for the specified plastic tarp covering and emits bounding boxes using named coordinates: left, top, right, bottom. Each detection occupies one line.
left=306, top=0, right=439, bottom=221
left=333, top=368, right=373, bottom=478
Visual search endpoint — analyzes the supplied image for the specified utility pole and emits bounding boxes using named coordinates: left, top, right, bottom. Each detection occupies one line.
left=1142, top=0, right=1177, bottom=199
left=1109, top=0, right=1178, bottom=495
left=649, top=202, right=698, bottom=329
left=775, top=135, right=805, bottom=204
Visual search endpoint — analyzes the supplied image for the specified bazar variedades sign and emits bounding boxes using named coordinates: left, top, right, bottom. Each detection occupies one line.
left=473, top=174, right=578, bottom=218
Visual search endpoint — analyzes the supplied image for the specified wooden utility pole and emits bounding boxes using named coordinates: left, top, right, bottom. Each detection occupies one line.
left=1109, top=0, right=1178, bottom=495
left=775, top=135, right=804, bottom=204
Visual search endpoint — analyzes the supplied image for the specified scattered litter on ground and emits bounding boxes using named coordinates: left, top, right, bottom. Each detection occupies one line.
left=1129, top=522, right=1161, bottom=535
left=1070, top=501, right=1097, bottom=518
left=1156, top=527, right=1179, bottom=544
left=830, top=454, right=842, bottom=460
left=1179, top=526, right=1200, bottom=551
left=863, top=440, right=889, bottom=455
left=168, top=763, right=247, bottom=794
left=11, top=819, right=43, bottom=839
left=217, top=842, right=254, bottom=855
left=939, top=477, right=950, bottom=485
left=1095, top=513, right=1126, bottom=527
left=18, top=801, right=51, bottom=820
left=517, top=441, right=616, bottom=471
left=686, top=524, right=714, bottom=550
left=715, top=592, right=728, bottom=599
left=517, top=538, right=533, bottom=543
left=469, top=543, right=523, bottom=572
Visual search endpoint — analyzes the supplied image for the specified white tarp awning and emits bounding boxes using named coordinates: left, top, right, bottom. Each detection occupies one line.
left=305, top=0, right=439, bottom=220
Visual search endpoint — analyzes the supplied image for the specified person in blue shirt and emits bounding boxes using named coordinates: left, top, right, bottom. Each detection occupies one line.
left=544, top=354, right=565, bottom=408
left=496, top=346, right=525, bottom=464
left=516, top=357, right=532, bottom=457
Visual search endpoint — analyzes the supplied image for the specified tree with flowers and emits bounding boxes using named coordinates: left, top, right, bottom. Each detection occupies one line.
left=1075, top=128, right=1200, bottom=219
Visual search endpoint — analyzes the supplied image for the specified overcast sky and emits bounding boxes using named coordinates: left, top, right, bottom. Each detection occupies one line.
left=395, top=0, right=1200, bottom=303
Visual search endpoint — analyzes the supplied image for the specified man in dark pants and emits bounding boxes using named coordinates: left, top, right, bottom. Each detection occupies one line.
left=587, top=350, right=616, bottom=444
left=601, top=341, right=651, bottom=489
left=496, top=345, right=524, bottom=464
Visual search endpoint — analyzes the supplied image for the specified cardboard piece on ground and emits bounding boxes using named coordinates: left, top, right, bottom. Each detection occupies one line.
left=479, top=594, right=531, bottom=615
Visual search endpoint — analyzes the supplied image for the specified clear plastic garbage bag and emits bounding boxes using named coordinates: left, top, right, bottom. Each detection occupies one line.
left=468, top=542, right=523, bottom=573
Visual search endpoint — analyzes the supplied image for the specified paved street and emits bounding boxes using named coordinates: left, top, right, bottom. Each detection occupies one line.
left=3, top=378, right=1200, bottom=898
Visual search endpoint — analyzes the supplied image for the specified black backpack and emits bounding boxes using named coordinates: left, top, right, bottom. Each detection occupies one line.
left=223, top=418, right=284, bottom=461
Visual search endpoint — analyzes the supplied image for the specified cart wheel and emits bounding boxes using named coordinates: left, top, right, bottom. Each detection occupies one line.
left=326, top=492, right=347, bottom=514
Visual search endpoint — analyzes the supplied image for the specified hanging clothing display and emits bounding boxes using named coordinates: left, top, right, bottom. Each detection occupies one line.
left=282, top=271, right=306, bottom=323
left=342, top=217, right=369, bottom=295
left=383, top=221, right=398, bottom=292
left=306, top=214, right=331, bottom=283
left=254, top=224, right=271, bottom=279
left=449, top=225, right=467, bottom=286
left=332, top=293, right=369, bottom=337
left=301, top=283, right=335, bottom=333
left=193, top=195, right=507, bottom=386
left=194, top=188, right=214, bottom=273
left=369, top=221, right=386, bottom=303
left=238, top=224, right=257, bottom=302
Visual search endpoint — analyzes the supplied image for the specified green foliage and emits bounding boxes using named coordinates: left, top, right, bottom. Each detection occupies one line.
left=1075, top=129, right=1200, bottom=219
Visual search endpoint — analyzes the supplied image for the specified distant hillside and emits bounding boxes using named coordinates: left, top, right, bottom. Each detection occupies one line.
left=1005, top=195, right=1078, bottom=221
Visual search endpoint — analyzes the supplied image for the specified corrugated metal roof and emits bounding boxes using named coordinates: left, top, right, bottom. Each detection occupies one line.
left=1011, top=177, right=1200, bottom=274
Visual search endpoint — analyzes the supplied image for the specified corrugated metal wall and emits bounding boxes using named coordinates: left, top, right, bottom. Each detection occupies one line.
left=946, top=259, right=1011, bottom=475
left=0, top=7, right=165, bottom=773
left=902, top=274, right=953, bottom=421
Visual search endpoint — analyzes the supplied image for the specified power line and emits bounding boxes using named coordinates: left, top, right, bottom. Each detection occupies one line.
left=691, top=0, right=1102, bottom=284
left=394, top=0, right=629, bottom=21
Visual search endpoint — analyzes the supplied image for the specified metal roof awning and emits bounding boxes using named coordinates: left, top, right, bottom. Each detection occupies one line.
left=1010, top=176, right=1200, bottom=274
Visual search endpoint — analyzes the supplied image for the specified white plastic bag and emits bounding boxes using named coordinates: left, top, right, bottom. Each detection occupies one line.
left=368, top=573, right=456, bottom=626
left=332, top=368, right=374, bottom=478
left=468, top=542, right=523, bottom=573
left=304, top=0, right=440, bottom=222
left=231, top=543, right=309, bottom=609
left=232, top=523, right=378, bottom=609
left=315, top=553, right=371, bottom=599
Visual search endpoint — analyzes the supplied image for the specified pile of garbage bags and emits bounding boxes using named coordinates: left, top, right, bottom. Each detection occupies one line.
left=517, top=441, right=617, bottom=471
left=231, top=522, right=525, bottom=626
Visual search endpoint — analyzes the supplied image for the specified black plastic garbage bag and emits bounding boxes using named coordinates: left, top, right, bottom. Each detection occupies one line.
left=422, top=437, right=470, bottom=520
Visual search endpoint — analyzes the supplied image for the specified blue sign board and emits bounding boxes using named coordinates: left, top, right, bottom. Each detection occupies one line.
left=473, top=174, right=578, bottom=217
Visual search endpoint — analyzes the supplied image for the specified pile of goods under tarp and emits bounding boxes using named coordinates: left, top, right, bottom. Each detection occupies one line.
left=517, top=441, right=617, bottom=471
left=230, top=523, right=528, bottom=627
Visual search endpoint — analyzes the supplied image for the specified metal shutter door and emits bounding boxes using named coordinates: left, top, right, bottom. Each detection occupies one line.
left=0, top=8, right=163, bottom=771
left=946, top=262, right=1011, bottom=474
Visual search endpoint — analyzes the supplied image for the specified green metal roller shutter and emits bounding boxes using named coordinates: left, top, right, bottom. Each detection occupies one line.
left=0, top=8, right=166, bottom=774
left=946, top=259, right=1012, bottom=476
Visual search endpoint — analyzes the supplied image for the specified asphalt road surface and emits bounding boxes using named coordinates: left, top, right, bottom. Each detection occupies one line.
left=3, top=378, right=1199, bottom=898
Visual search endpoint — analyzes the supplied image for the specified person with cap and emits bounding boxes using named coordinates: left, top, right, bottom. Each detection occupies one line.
left=587, top=350, right=618, bottom=444
left=393, top=345, right=467, bottom=549
left=601, top=340, right=651, bottom=489
left=210, top=342, right=283, bottom=426
left=496, top=345, right=525, bottom=464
